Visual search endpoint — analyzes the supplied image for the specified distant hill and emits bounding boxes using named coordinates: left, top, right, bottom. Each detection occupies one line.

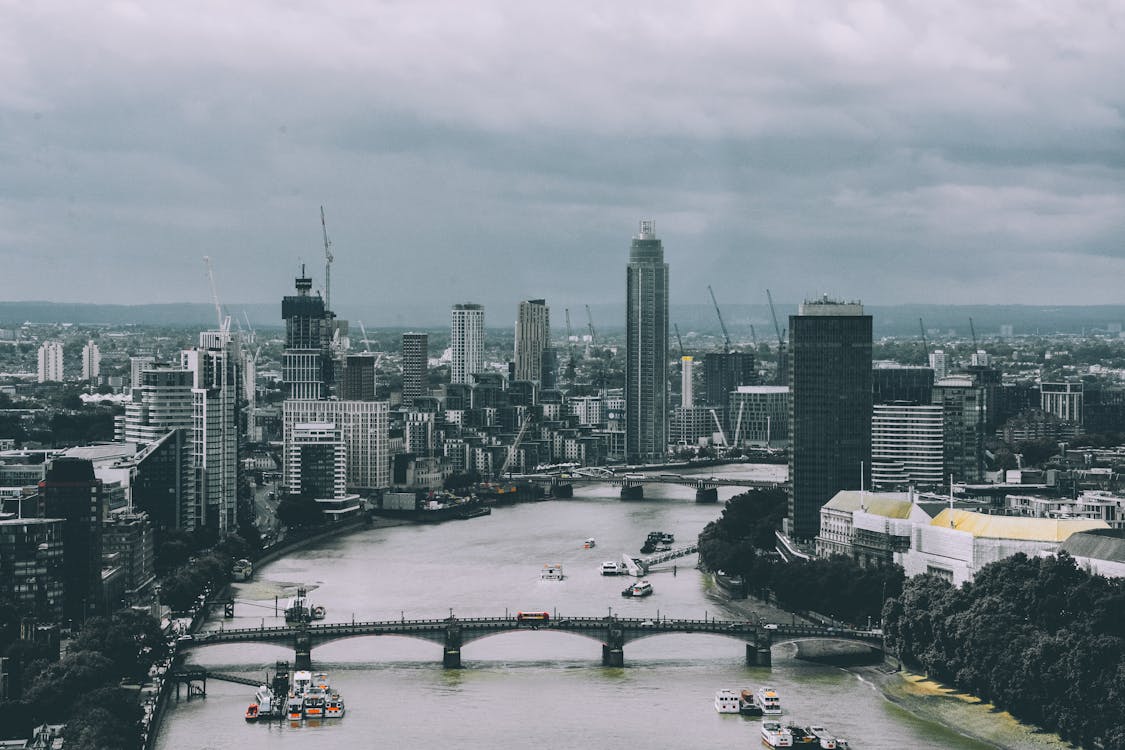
left=2, top=301, right=1123, bottom=338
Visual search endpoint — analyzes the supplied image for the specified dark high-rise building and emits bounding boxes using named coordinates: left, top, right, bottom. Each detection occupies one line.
left=539, top=347, right=558, bottom=391
left=282, top=267, right=333, bottom=399
left=38, top=457, right=104, bottom=623
left=341, top=354, right=377, bottom=401
left=932, top=376, right=986, bottom=483
left=132, top=428, right=194, bottom=532
left=625, top=220, right=669, bottom=463
left=401, top=333, right=429, bottom=408
left=788, top=298, right=872, bottom=539
left=515, top=299, right=550, bottom=384
left=703, top=352, right=757, bottom=407
left=872, top=365, right=934, bottom=406
left=0, top=518, right=64, bottom=623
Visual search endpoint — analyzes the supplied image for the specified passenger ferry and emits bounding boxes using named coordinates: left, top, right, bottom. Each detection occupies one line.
left=325, top=695, right=346, bottom=718
left=755, top=686, right=782, bottom=715
left=761, top=721, right=794, bottom=747
left=628, top=580, right=653, bottom=597
left=601, top=560, right=627, bottom=575
left=540, top=563, right=565, bottom=581
left=285, top=695, right=304, bottom=721
left=244, top=685, right=276, bottom=722
left=809, top=725, right=838, bottom=749
left=714, top=688, right=741, bottom=714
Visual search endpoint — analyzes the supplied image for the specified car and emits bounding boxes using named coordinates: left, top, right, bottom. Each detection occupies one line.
left=763, top=623, right=778, bottom=630
left=640, top=619, right=655, bottom=627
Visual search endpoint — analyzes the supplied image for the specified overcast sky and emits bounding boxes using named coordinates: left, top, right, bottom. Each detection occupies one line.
left=2, top=1, right=1123, bottom=322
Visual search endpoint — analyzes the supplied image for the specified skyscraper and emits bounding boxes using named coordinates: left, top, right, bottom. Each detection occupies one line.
left=702, top=351, right=757, bottom=407
left=625, top=220, right=669, bottom=463
left=450, top=304, right=484, bottom=385
left=81, top=340, right=100, bottom=381
left=282, top=267, right=333, bottom=399
left=515, top=299, right=550, bottom=384
left=183, top=331, right=240, bottom=532
left=788, top=298, right=872, bottom=539
left=38, top=341, right=64, bottom=383
left=340, top=354, right=377, bottom=401
left=401, top=332, right=429, bottom=408
left=39, top=457, right=103, bottom=623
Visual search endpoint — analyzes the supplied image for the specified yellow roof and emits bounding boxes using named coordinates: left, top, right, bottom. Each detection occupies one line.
left=823, top=490, right=916, bottom=519
left=930, top=509, right=1109, bottom=542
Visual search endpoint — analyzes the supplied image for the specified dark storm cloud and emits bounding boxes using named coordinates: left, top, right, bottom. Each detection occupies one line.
left=1, top=1, right=1123, bottom=318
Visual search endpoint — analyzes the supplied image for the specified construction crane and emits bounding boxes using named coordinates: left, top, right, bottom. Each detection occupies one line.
left=749, top=324, right=759, bottom=348
left=919, top=317, right=928, bottom=354
left=357, top=320, right=373, bottom=353
left=707, top=285, right=732, bottom=354
left=320, top=206, right=334, bottom=313
left=499, top=413, right=534, bottom=477
left=766, top=289, right=784, bottom=348
left=674, top=323, right=685, bottom=358
left=969, top=317, right=978, bottom=351
left=585, top=304, right=597, bottom=348
left=203, top=256, right=230, bottom=333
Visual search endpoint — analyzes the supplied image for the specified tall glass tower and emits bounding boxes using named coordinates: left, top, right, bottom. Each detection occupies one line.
left=450, top=303, right=485, bottom=385
left=625, top=220, right=669, bottom=463
left=515, top=299, right=550, bottom=384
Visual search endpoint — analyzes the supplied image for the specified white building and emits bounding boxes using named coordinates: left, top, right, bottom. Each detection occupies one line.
left=1040, top=382, right=1083, bottom=425
left=450, top=303, right=484, bottom=385
left=680, top=356, right=694, bottom=408
left=815, top=490, right=926, bottom=559
left=928, top=350, right=947, bottom=380
left=1005, top=491, right=1124, bottom=529
left=283, top=399, right=390, bottom=491
left=1058, top=529, right=1125, bottom=578
left=38, top=341, right=64, bottom=383
left=81, top=340, right=101, bottom=381
left=287, top=422, right=347, bottom=499
left=183, top=331, right=240, bottom=532
left=871, top=403, right=944, bottom=490
left=897, top=509, right=1108, bottom=586
left=569, top=395, right=604, bottom=427
left=728, top=386, right=788, bottom=447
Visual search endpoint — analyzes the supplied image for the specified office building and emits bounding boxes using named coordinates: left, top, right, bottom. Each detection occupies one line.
left=341, top=354, right=377, bottom=401
left=681, top=356, right=694, bottom=408
left=123, top=366, right=194, bottom=444
left=515, top=299, right=550, bottom=384
left=131, top=428, right=196, bottom=532
left=37, top=341, right=64, bottom=383
left=932, top=376, right=986, bottom=483
left=101, top=512, right=155, bottom=604
left=703, top=352, right=756, bottom=407
left=625, top=220, right=668, bottom=463
left=0, top=518, right=65, bottom=623
left=81, top=341, right=100, bottom=381
left=129, top=356, right=156, bottom=390
left=451, top=304, right=485, bottom=385
left=286, top=422, right=347, bottom=499
left=401, top=333, right=429, bottom=408
left=928, top=350, right=948, bottom=380
left=282, top=267, right=333, bottom=399
left=283, top=399, right=390, bottom=491
left=183, top=331, right=240, bottom=531
left=871, top=403, right=944, bottom=490
left=1041, top=382, right=1084, bottom=426
left=38, top=457, right=103, bottom=623
left=788, top=298, right=872, bottom=539
left=872, top=364, right=934, bottom=406
left=728, top=385, right=789, bottom=447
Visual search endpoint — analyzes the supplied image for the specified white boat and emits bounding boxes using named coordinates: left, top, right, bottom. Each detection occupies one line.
left=285, top=695, right=303, bottom=721
left=761, top=721, right=794, bottom=747
left=809, top=725, right=838, bottom=749
left=755, top=686, right=782, bottom=715
left=583, top=537, right=596, bottom=548
left=601, top=560, right=626, bottom=575
left=714, top=689, right=740, bottom=714
left=540, top=563, right=565, bottom=581
left=325, top=695, right=345, bottom=718
left=629, top=580, right=654, bottom=597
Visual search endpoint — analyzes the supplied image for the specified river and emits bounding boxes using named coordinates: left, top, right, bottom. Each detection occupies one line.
left=156, top=464, right=997, bottom=750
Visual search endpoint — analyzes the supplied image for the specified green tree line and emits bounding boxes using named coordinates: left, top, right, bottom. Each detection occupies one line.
left=883, top=553, right=1125, bottom=749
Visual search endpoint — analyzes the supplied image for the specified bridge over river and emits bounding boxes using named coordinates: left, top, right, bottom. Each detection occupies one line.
left=178, top=614, right=883, bottom=670
left=512, top=470, right=786, bottom=502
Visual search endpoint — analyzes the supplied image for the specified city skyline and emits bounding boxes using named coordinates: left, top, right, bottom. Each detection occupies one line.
left=2, top=4, right=1123, bottom=310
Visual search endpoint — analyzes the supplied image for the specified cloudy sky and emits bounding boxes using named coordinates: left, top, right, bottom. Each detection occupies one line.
left=2, top=1, right=1123, bottom=322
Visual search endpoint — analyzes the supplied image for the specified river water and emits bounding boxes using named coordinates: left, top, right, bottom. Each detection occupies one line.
left=157, top=465, right=995, bottom=750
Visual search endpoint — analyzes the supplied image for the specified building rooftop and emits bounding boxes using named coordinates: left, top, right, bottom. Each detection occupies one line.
left=822, top=490, right=917, bottom=519
left=734, top=385, right=789, bottom=394
left=1060, top=528, right=1125, bottom=564
left=930, top=509, right=1109, bottom=542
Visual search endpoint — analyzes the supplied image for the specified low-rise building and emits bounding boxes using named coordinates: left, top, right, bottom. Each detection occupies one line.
left=1058, top=529, right=1125, bottom=578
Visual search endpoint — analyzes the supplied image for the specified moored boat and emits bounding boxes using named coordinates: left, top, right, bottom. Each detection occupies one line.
left=739, top=689, right=764, bottom=716
left=325, top=695, right=345, bottom=718
left=583, top=537, right=596, bottom=548
left=244, top=703, right=259, bottom=722
left=714, top=688, right=740, bottom=714
left=809, top=725, right=838, bottom=749
left=787, top=724, right=818, bottom=745
left=285, top=696, right=303, bottom=721
left=540, top=563, right=565, bottom=581
left=755, top=686, right=783, bottom=715
left=761, top=720, right=793, bottom=747
left=629, top=580, right=653, bottom=597
left=311, top=605, right=327, bottom=620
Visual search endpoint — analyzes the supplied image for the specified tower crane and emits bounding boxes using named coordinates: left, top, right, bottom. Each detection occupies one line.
left=707, top=285, right=732, bottom=354
left=919, top=317, right=928, bottom=353
left=674, top=323, right=685, bottom=359
left=969, top=317, right=978, bottom=350
left=564, top=308, right=577, bottom=382
left=585, top=304, right=597, bottom=349
left=320, top=206, right=334, bottom=313
left=203, top=256, right=230, bottom=333
left=499, top=413, right=534, bottom=477
left=749, top=324, right=759, bottom=348
left=358, top=320, right=373, bottom=353
left=766, top=289, right=784, bottom=350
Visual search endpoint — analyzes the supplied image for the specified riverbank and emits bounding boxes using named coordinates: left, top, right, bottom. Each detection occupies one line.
left=716, top=588, right=1076, bottom=750
left=855, top=667, right=1076, bottom=750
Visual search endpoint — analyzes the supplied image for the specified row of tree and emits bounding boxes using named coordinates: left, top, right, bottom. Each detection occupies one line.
left=696, top=489, right=903, bottom=626
left=882, top=553, right=1125, bottom=750
left=0, top=608, right=165, bottom=748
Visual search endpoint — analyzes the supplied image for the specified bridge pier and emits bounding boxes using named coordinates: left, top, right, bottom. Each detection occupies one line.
left=552, top=481, right=573, bottom=498
left=746, top=632, right=773, bottom=667
left=602, top=622, right=625, bottom=667
left=294, top=630, right=312, bottom=671
left=694, top=487, right=718, bottom=503
left=620, top=484, right=644, bottom=500
left=443, top=622, right=463, bottom=669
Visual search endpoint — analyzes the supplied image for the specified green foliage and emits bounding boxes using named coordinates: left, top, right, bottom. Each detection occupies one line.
left=65, top=687, right=143, bottom=750
left=770, top=556, right=904, bottom=626
left=276, top=493, right=323, bottom=529
left=883, top=553, right=1125, bottom=749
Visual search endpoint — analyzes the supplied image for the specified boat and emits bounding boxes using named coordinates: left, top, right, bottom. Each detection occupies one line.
left=835, top=740, right=850, bottom=749
left=628, top=580, right=654, bottom=597
left=325, top=695, right=345, bottom=718
left=761, top=721, right=794, bottom=747
left=456, top=504, right=491, bottom=519
left=787, top=724, right=819, bottom=745
left=739, top=689, right=764, bottom=716
left=232, top=558, right=253, bottom=581
left=311, top=605, right=327, bottom=620
left=809, top=725, right=838, bottom=749
left=285, top=695, right=303, bottom=721
left=247, top=685, right=276, bottom=720
left=755, top=686, right=782, bottom=714
left=244, top=703, right=260, bottom=722
left=714, top=689, right=741, bottom=714
left=601, top=560, right=626, bottom=575
left=302, top=687, right=327, bottom=718
left=284, top=588, right=311, bottom=622
left=583, top=537, right=596, bottom=548
left=540, top=563, right=565, bottom=581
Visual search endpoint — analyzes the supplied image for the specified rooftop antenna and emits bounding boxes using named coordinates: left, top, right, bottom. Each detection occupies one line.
left=320, top=206, right=334, bottom=313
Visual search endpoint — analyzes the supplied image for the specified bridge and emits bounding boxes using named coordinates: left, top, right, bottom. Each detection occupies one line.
left=177, top=614, right=883, bottom=669
left=513, top=471, right=785, bottom=502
